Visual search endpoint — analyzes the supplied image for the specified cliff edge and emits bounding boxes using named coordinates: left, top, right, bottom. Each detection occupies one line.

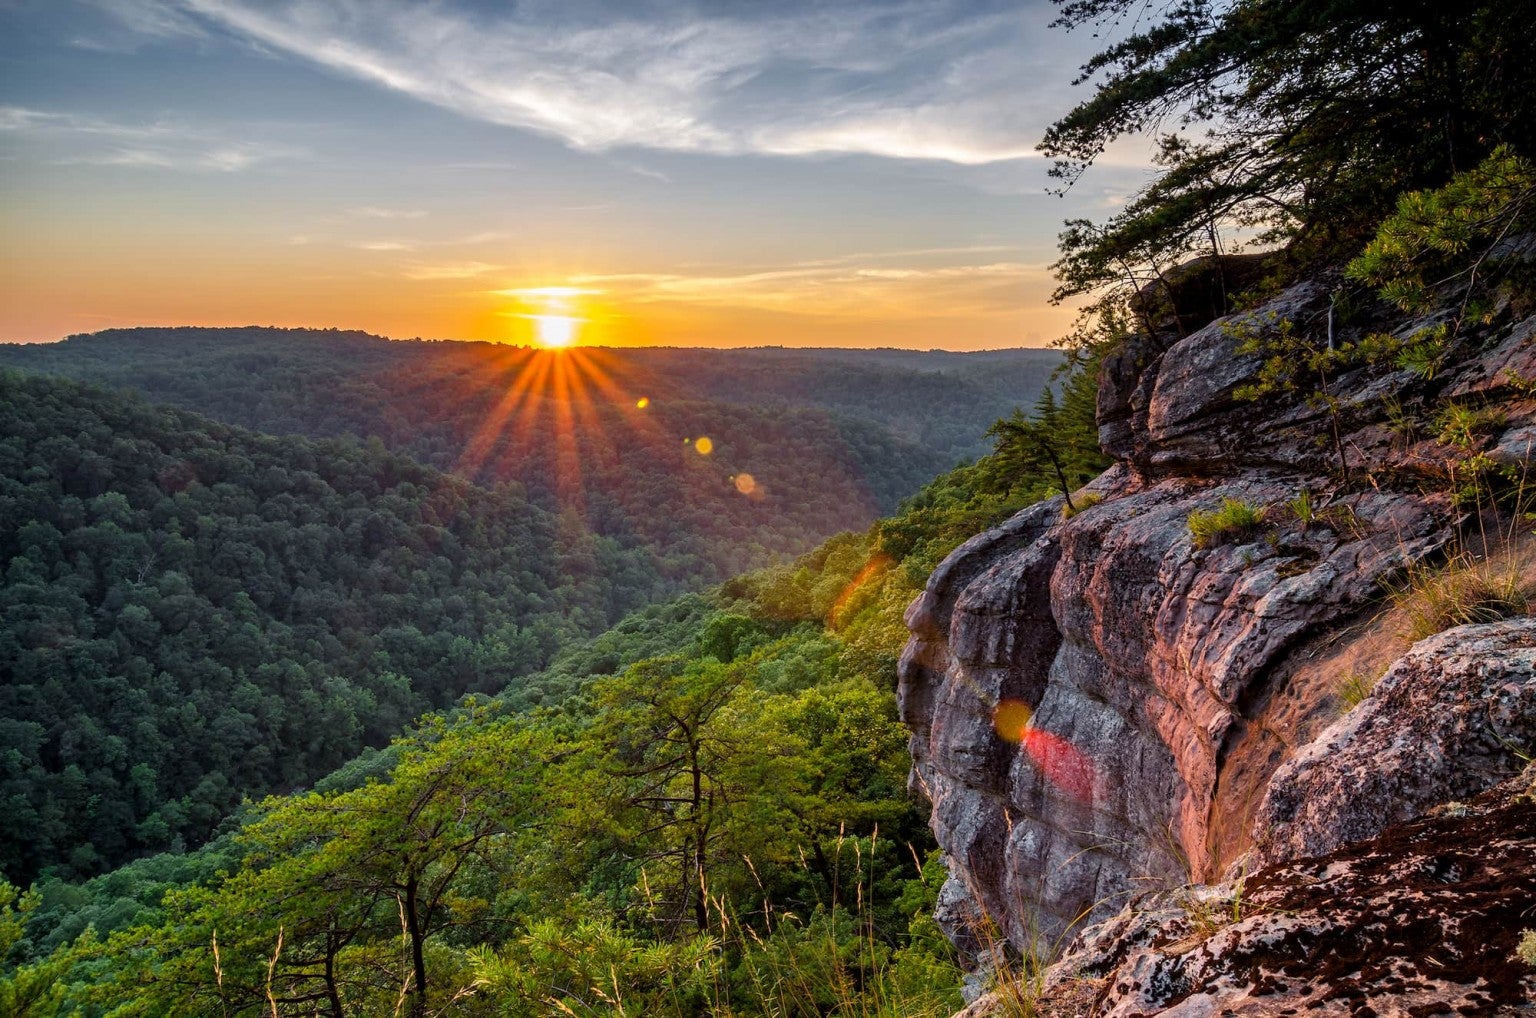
left=899, top=271, right=1536, bottom=1011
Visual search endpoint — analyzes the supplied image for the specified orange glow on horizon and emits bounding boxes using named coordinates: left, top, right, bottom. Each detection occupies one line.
left=498, top=285, right=596, bottom=348
left=0, top=221, right=1081, bottom=348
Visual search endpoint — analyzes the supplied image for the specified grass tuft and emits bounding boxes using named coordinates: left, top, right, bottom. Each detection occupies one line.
left=1062, top=491, right=1103, bottom=520
left=1188, top=498, right=1265, bottom=549
left=1335, top=668, right=1385, bottom=712
left=1387, top=552, right=1532, bottom=643
left=1285, top=489, right=1316, bottom=527
left=1517, top=929, right=1536, bottom=968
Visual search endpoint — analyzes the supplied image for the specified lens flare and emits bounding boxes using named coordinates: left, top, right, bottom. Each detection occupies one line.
left=636, top=397, right=650, bottom=409
left=733, top=472, right=756, bottom=494
left=1022, top=729, right=1095, bottom=802
left=992, top=699, right=1033, bottom=742
left=827, top=553, right=893, bottom=628
left=694, top=436, right=714, bottom=455
left=454, top=346, right=665, bottom=503
left=991, top=697, right=1093, bottom=801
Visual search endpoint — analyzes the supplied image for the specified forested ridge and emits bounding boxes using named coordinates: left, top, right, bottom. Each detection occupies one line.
left=0, top=370, right=672, bottom=884
left=0, top=330, right=1060, bottom=558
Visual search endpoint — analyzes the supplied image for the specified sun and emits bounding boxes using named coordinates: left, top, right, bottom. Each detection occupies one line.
left=499, top=286, right=595, bottom=348
left=534, top=314, right=578, bottom=349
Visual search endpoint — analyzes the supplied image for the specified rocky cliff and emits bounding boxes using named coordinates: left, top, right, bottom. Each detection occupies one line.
left=898, top=272, right=1536, bottom=1010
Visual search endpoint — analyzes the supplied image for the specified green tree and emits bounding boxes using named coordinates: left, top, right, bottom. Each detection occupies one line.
left=578, top=658, right=798, bottom=936
left=95, top=714, right=551, bottom=1017
left=982, top=356, right=1109, bottom=509
left=1043, top=0, right=1536, bottom=305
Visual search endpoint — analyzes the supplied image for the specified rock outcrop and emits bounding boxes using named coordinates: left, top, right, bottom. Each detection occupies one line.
left=1025, top=757, right=1536, bottom=1016
left=899, top=272, right=1536, bottom=998
left=1255, top=618, right=1536, bottom=865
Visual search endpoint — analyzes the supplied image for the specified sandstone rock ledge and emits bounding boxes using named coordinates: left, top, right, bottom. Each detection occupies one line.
left=1009, top=760, right=1536, bottom=1016
left=899, top=274, right=1536, bottom=1011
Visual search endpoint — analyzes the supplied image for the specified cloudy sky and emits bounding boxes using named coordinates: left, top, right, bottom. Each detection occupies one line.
left=0, top=0, right=1153, bottom=348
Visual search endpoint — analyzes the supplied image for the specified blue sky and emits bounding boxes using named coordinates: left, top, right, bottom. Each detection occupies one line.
left=0, top=0, right=1153, bottom=347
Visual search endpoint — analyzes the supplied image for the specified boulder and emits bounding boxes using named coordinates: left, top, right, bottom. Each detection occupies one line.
left=1018, top=765, right=1536, bottom=1016
left=1254, top=618, right=1536, bottom=866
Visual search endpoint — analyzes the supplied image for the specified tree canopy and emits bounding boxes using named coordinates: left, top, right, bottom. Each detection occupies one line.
left=0, top=352, right=1109, bottom=1017
left=1044, top=0, right=1536, bottom=308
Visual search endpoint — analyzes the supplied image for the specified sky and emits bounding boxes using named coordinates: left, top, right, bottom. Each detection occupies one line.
left=0, top=0, right=1154, bottom=349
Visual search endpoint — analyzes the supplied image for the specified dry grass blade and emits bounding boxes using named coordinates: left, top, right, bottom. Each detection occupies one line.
left=1387, top=547, right=1534, bottom=644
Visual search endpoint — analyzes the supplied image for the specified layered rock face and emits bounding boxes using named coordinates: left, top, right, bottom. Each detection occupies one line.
left=899, top=276, right=1536, bottom=962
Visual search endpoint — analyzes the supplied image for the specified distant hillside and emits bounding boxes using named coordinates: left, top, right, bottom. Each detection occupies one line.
left=0, top=337, right=1058, bottom=883
left=0, top=371, right=694, bottom=882
left=0, top=327, right=1060, bottom=503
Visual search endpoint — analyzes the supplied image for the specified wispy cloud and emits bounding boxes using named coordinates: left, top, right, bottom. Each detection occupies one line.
left=65, top=144, right=280, bottom=172
left=402, top=261, right=503, bottom=280
left=97, top=0, right=1080, bottom=166
left=501, top=255, right=1049, bottom=319
left=449, top=231, right=508, bottom=246
left=69, top=0, right=209, bottom=50
left=0, top=104, right=299, bottom=172
left=347, top=206, right=427, bottom=220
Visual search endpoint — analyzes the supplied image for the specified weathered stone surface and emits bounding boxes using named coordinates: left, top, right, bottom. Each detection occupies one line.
left=1013, top=766, right=1536, bottom=1016
left=1097, top=334, right=1166, bottom=463
left=1140, top=280, right=1323, bottom=475
left=900, top=497, right=1066, bottom=796
left=1447, top=313, right=1536, bottom=398
left=1129, top=253, right=1276, bottom=338
left=1253, top=618, right=1536, bottom=866
left=1493, top=421, right=1536, bottom=468
left=900, top=466, right=1450, bottom=948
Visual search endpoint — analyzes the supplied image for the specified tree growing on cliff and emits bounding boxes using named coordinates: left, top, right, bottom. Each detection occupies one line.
left=982, top=354, right=1109, bottom=510
left=1045, top=0, right=1536, bottom=306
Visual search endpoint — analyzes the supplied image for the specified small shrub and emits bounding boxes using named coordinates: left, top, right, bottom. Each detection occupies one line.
left=1188, top=498, right=1265, bottom=549
left=1063, top=491, right=1103, bottom=519
left=1345, top=146, right=1536, bottom=315
left=1392, top=323, right=1451, bottom=379
left=1516, top=929, right=1536, bottom=968
left=1503, top=370, right=1536, bottom=399
left=1434, top=401, right=1507, bottom=449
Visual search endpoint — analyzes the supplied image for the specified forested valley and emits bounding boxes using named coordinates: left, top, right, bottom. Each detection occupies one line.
left=0, top=370, right=672, bottom=884
left=0, top=339, right=1065, bottom=884
left=0, top=330, right=1059, bottom=581
left=0, top=341, right=1107, bottom=1015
